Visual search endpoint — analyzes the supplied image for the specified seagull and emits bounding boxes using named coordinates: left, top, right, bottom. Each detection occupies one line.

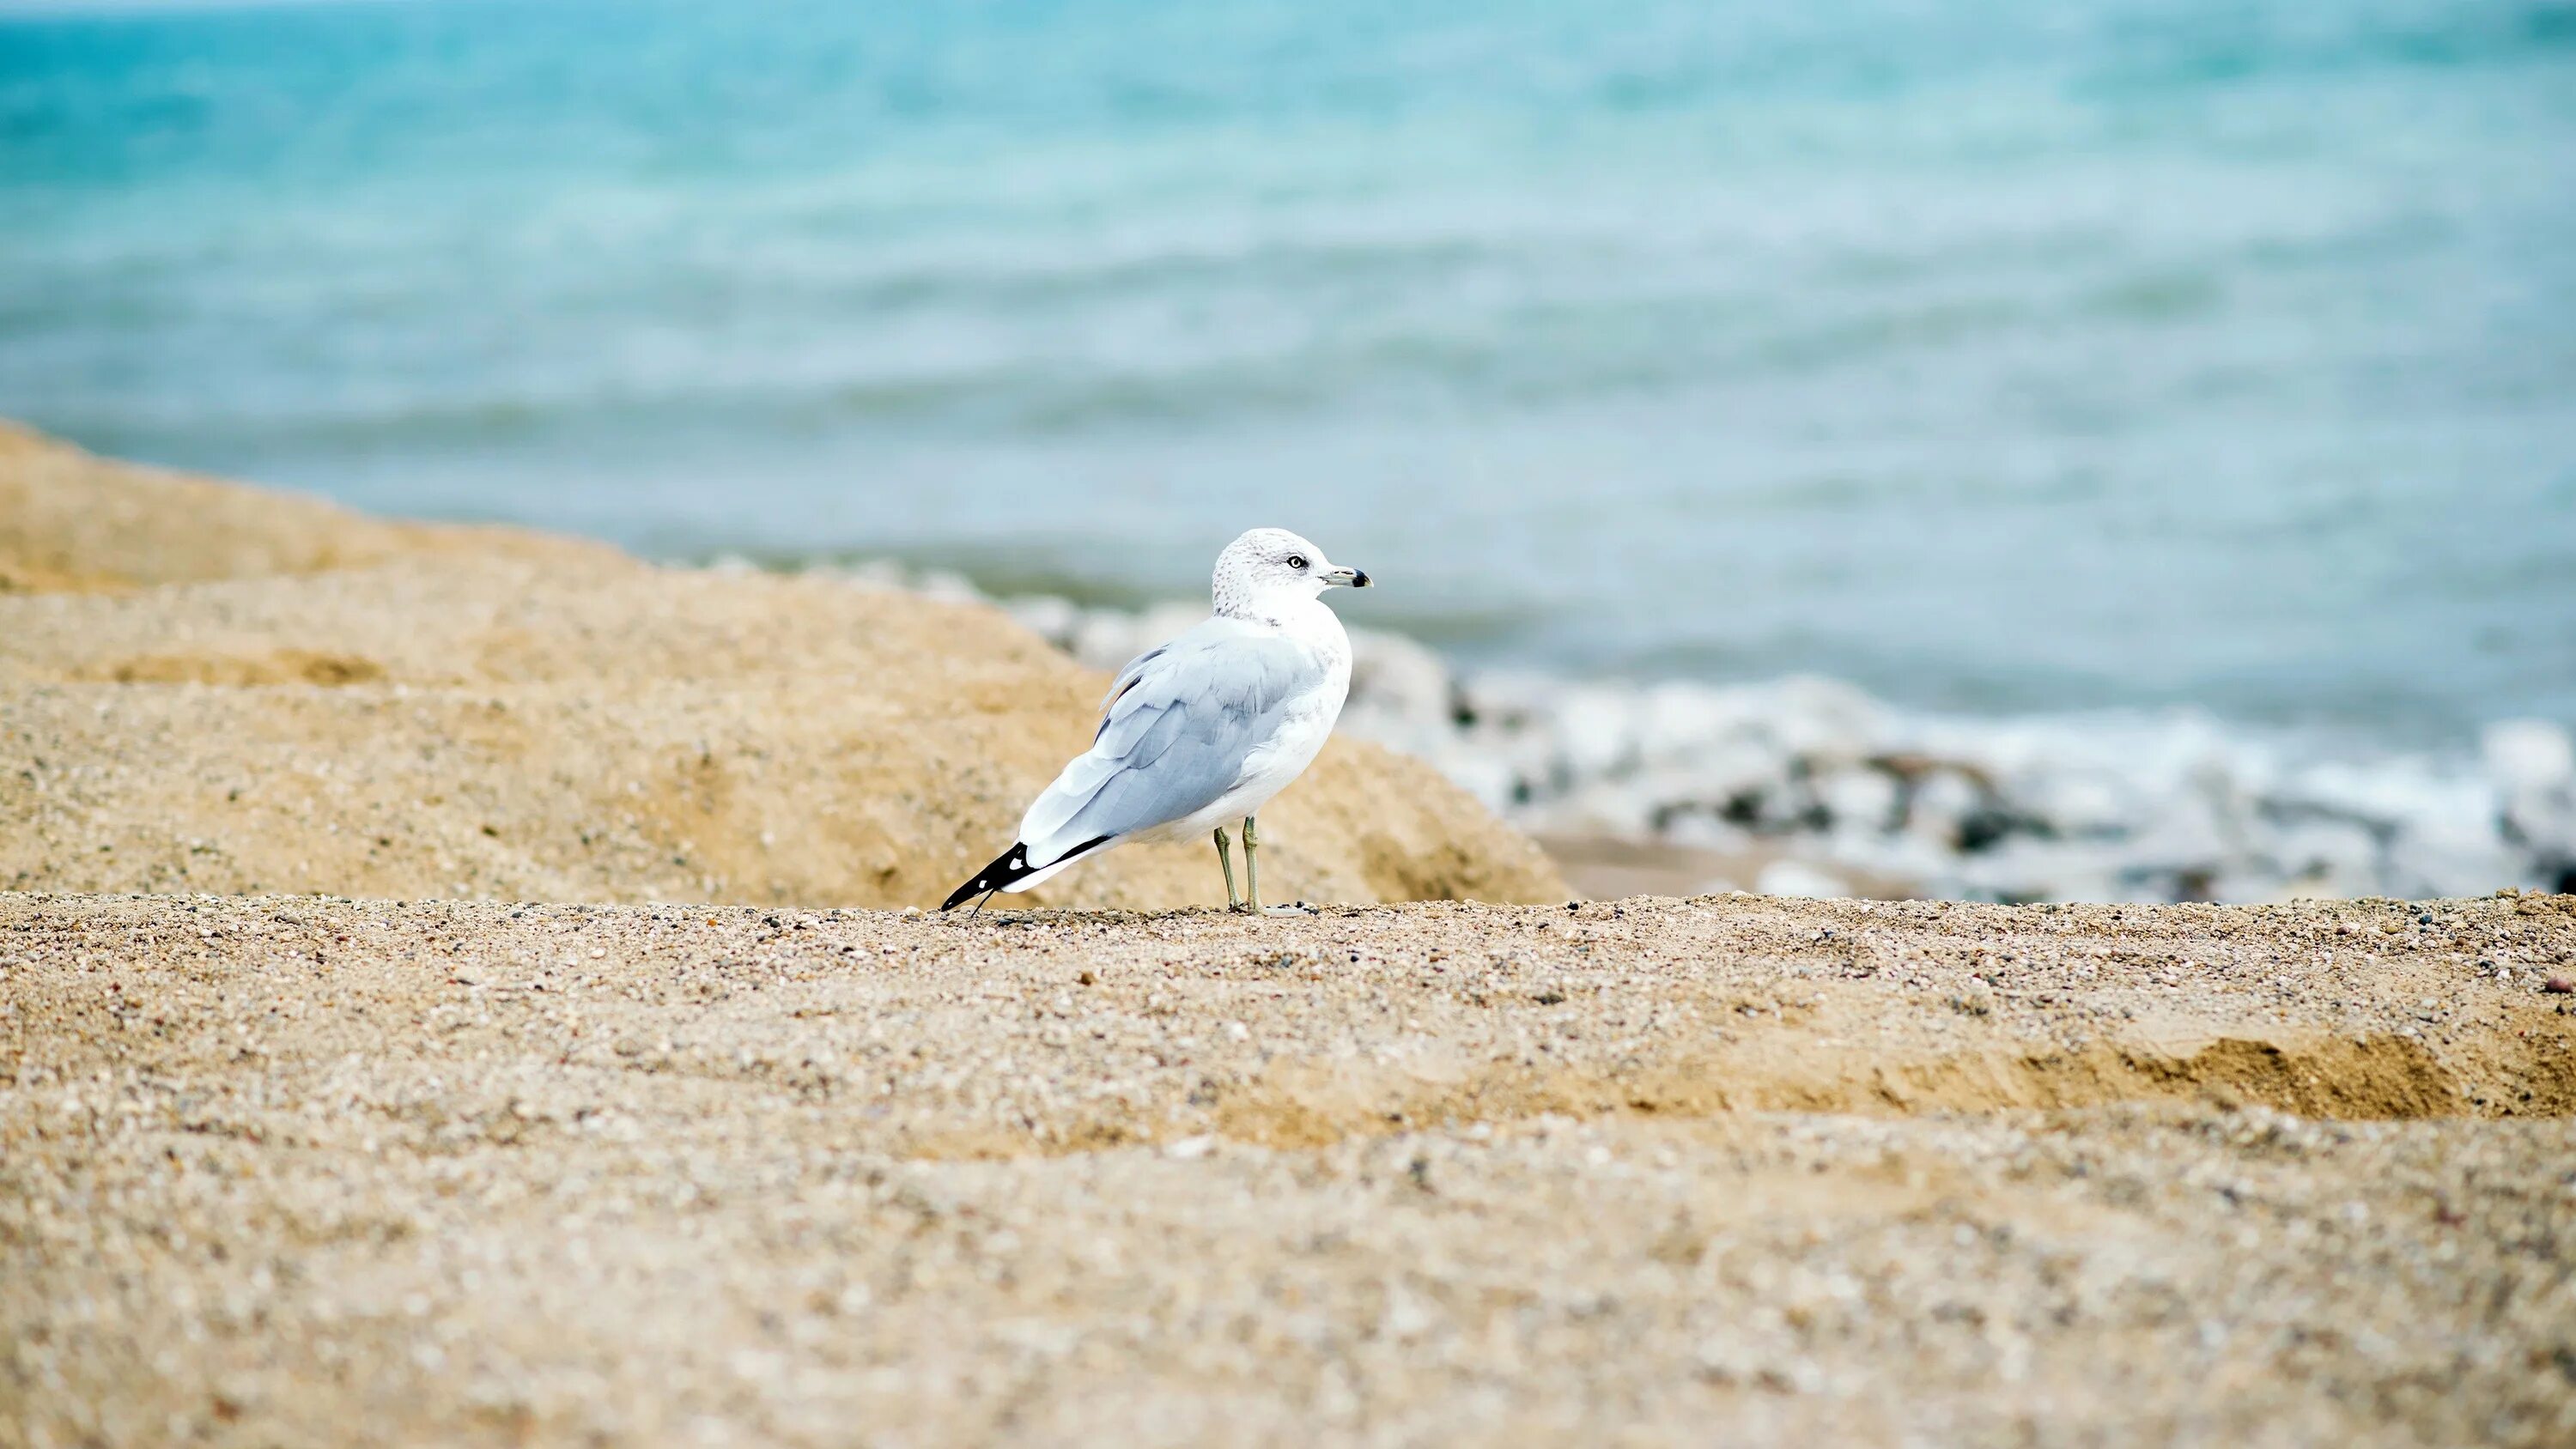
left=942, top=527, right=1371, bottom=915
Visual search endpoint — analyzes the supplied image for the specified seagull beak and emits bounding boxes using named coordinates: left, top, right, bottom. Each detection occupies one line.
left=1322, top=566, right=1370, bottom=588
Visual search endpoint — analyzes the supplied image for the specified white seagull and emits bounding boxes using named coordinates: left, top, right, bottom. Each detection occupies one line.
left=943, top=527, right=1371, bottom=914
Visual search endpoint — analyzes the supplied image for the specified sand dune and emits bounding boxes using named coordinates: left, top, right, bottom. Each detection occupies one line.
left=0, top=421, right=605, bottom=595
left=0, top=425, right=1563, bottom=912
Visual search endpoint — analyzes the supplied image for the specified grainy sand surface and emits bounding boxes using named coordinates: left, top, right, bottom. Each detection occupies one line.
left=0, top=421, right=603, bottom=597
left=0, top=424, right=1563, bottom=913
left=7, top=888, right=2573, bottom=1446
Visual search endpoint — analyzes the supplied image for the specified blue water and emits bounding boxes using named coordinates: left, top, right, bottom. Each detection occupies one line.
left=4, top=0, right=2573, bottom=741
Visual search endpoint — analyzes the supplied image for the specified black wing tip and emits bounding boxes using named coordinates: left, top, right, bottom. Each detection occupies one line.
left=941, top=842, right=1031, bottom=911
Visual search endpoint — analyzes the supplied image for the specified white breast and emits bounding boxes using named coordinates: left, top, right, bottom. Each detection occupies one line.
left=1230, top=602, right=1351, bottom=797
left=1141, top=598, right=1352, bottom=843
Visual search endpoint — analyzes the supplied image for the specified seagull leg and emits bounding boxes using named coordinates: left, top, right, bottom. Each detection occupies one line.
left=1213, top=827, right=1242, bottom=912
left=1241, top=815, right=1316, bottom=916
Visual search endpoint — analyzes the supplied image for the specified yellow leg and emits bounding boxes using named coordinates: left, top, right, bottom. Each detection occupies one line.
left=1241, top=815, right=1261, bottom=912
left=1213, top=827, right=1240, bottom=910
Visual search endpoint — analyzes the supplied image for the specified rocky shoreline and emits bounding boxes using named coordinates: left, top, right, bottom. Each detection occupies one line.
left=787, top=558, right=2576, bottom=906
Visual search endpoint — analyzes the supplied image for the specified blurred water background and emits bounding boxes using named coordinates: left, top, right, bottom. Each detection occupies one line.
left=6, top=0, right=2575, bottom=898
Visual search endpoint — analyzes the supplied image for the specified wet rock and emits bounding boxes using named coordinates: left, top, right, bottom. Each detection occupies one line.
left=2257, top=818, right=2383, bottom=900
left=1755, top=860, right=1848, bottom=900
left=1814, top=766, right=1901, bottom=836
left=2486, top=719, right=2576, bottom=878
left=1551, top=686, right=1643, bottom=781
left=1900, top=767, right=1986, bottom=847
left=2483, top=718, right=2574, bottom=798
left=2385, top=813, right=2531, bottom=902
left=1346, top=627, right=1456, bottom=729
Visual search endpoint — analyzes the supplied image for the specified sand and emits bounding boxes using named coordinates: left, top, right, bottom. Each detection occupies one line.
left=0, top=421, right=605, bottom=597
left=3, top=425, right=2573, bottom=1445
left=4, top=889, right=2573, bottom=1446
left=0, top=426, right=1562, bottom=912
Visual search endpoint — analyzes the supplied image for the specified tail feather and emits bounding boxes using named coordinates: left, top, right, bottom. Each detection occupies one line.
left=942, top=843, right=1032, bottom=911
left=939, top=834, right=1119, bottom=911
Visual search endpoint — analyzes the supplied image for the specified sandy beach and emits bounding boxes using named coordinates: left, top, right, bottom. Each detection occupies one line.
left=5, top=889, right=2573, bottom=1446
left=0, top=424, right=1560, bottom=914
left=4, top=427, right=2574, bottom=1445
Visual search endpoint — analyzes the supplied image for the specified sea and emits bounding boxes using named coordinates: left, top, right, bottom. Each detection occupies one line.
left=5, top=0, right=2573, bottom=756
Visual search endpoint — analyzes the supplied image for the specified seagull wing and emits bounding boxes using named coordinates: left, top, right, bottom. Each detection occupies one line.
left=1015, top=617, right=1319, bottom=869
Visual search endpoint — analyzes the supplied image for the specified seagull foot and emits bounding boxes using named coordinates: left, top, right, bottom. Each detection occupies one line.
left=1261, top=902, right=1318, bottom=917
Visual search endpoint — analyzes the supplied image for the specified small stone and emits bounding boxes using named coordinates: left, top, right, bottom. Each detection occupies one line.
left=2544, top=976, right=2573, bottom=995
left=1755, top=860, right=1849, bottom=900
left=2484, top=718, right=2575, bottom=795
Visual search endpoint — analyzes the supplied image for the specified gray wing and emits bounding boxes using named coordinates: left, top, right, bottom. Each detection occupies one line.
left=1017, top=620, right=1318, bottom=864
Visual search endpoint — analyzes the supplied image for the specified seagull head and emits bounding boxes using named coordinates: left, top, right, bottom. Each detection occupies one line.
left=1212, top=527, right=1370, bottom=618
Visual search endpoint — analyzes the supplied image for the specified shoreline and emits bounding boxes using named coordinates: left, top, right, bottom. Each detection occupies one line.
left=767, top=555, right=2576, bottom=906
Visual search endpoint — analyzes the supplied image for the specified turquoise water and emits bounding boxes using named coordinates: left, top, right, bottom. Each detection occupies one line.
left=4, top=0, right=2573, bottom=740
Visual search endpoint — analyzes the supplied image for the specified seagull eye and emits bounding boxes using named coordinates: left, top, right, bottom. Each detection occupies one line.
left=1286, top=555, right=1308, bottom=570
